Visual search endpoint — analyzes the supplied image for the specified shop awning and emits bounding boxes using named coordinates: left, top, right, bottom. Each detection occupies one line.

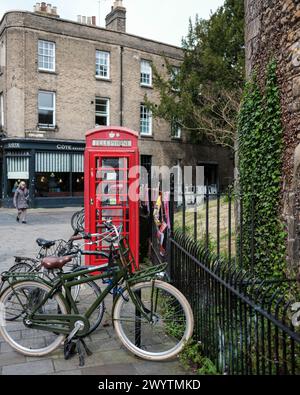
left=36, top=152, right=70, bottom=172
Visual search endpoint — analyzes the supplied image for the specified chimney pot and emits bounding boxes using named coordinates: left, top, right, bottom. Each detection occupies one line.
left=41, top=2, right=47, bottom=11
left=92, top=16, right=96, bottom=25
left=113, top=0, right=123, bottom=8
left=87, top=17, right=92, bottom=25
left=82, top=16, right=86, bottom=24
left=77, top=15, right=82, bottom=23
left=106, top=0, right=126, bottom=32
left=51, top=6, right=57, bottom=14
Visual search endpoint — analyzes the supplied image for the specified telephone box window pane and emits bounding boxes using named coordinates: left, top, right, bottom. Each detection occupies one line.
left=96, top=157, right=128, bottom=205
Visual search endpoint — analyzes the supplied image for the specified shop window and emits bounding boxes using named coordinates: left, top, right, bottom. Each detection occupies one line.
left=72, top=173, right=84, bottom=196
left=8, top=179, right=28, bottom=198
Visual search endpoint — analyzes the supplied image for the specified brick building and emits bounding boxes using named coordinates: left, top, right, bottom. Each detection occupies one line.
left=0, top=1, right=233, bottom=207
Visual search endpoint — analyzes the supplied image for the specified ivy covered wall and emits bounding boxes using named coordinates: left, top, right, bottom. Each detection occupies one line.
left=238, top=61, right=286, bottom=279
left=245, top=0, right=300, bottom=273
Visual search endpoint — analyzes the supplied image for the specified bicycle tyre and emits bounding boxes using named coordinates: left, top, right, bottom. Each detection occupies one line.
left=0, top=280, right=68, bottom=356
left=71, top=209, right=84, bottom=232
left=76, top=210, right=85, bottom=233
left=113, top=280, right=194, bottom=361
left=71, top=210, right=79, bottom=232
left=4, top=262, right=36, bottom=321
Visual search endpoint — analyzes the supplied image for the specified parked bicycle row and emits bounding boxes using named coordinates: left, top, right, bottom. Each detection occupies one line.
left=0, top=218, right=194, bottom=366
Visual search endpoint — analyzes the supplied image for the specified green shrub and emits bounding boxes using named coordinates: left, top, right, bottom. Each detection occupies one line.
left=179, top=340, right=218, bottom=375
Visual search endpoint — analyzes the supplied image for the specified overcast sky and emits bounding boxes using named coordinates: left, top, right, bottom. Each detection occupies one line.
left=0, top=0, right=225, bottom=46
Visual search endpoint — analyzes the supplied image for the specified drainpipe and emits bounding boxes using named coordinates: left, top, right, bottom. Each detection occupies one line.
left=120, top=46, right=124, bottom=126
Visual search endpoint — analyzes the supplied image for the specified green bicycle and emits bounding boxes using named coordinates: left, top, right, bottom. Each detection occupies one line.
left=0, top=222, right=194, bottom=363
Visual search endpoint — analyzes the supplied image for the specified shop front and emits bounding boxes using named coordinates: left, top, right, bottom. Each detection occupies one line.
left=1, top=138, right=85, bottom=208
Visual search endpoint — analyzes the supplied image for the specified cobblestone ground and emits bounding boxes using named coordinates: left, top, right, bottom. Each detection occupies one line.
left=0, top=207, right=190, bottom=375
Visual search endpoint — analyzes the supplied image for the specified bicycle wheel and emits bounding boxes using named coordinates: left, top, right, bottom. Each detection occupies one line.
left=71, top=210, right=79, bottom=232
left=0, top=280, right=67, bottom=356
left=71, top=209, right=84, bottom=232
left=113, top=280, right=194, bottom=361
left=70, top=276, right=105, bottom=336
left=76, top=210, right=85, bottom=232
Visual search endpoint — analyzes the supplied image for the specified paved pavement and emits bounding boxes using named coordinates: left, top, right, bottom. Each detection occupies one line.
left=0, top=207, right=190, bottom=375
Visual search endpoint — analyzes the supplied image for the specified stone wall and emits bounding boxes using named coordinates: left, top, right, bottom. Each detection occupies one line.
left=245, top=0, right=300, bottom=273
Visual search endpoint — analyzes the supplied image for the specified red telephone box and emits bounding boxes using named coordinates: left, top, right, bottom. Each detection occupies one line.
left=84, top=126, right=140, bottom=268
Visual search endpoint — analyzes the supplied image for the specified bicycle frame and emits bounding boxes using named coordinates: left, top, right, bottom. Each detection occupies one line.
left=7, top=262, right=154, bottom=337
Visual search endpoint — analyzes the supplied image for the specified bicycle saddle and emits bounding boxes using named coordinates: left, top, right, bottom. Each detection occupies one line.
left=41, top=256, right=73, bottom=270
left=36, top=238, right=56, bottom=248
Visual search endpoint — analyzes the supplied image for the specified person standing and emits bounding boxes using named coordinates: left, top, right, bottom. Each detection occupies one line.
left=13, top=181, right=29, bottom=224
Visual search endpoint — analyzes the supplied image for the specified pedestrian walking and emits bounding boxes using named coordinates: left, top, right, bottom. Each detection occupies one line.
left=13, top=181, right=29, bottom=224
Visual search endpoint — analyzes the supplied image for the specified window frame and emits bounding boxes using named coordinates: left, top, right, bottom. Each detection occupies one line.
left=38, top=39, right=56, bottom=72
left=96, top=50, right=110, bottom=80
left=140, top=104, right=152, bottom=136
left=171, top=122, right=182, bottom=139
left=38, top=90, right=56, bottom=128
left=171, top=66, right=180, bottom=91
left=95, top=97, right=110, bottom=126
left=140, top=60, right=152, bottom=87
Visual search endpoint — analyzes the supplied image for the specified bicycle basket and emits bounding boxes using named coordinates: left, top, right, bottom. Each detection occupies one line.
left=117, top=237, right=138, bottom=273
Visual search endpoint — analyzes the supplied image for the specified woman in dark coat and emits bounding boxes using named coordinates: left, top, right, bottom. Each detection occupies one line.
left=13, top=181, right=29, bottom=224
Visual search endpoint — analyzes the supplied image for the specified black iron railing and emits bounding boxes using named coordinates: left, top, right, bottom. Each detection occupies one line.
left=148, top=183, right=300, bottom=375
left=169, top=230, right=300, bottom=375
